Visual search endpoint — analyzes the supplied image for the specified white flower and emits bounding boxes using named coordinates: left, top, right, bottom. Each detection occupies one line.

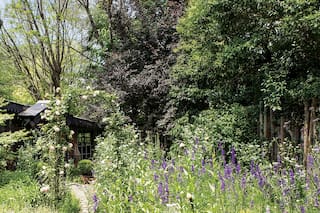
left=59, top=170, right=64, bottom=175
left=179, top=143, right=185, bottom=148
left=70, top=130, right=75, bottom=136
left=93, top=90, right=100, bottom=97
left=53, top=125, right=60, bottom=132
left=62, top=146, right=68, bottom=152
left=41, top=171, right=45, bottom=175
left=55, top=87, right=61, bottom=93
left=49, top=145, right=55, bottom=151
left=55, top=111, right=60, bottom=116
left=64, top=163, right=70, bottom=168
left=81, top=95, right=88, bottom=100
left=40, top=185, right=50, bottom=193
left=56, top=99, right=61, bottom=106
left=186, top=193, right=193, bottom=200
left=68, top=143, right=73, bottom=148
left=86, top=86, right=91, bottom=90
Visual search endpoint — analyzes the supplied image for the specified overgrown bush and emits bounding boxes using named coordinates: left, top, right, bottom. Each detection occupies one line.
left=78, top=159, right=94, bottom=176
left=170, top=104, right=260, bottom=164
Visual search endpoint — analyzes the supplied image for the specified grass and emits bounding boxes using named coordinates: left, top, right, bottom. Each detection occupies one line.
left=0, top=170, right=80, bottom=213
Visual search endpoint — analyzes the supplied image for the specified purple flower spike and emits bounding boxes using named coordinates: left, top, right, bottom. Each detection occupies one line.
left=128, top=195, right=133, bottom=202
left=241, top=174, right=246, bottom=190
left=224, top=164, right=232, bottom=179
left=154, top=173, right=159, bottom=181
left=195, top=137, right=199, bottom=145
left=289, top=169, right=295, bottom=185
left=300, top=206, right=305, bottom=213
left=202, top=159, right=205, bottom=166
left=219, top=172, right=225, bottom=191
left=93, top=194, right=99, bottom=212
left=158, top=182, right=163, bottom=197
left=162, top=160, right=167, bottom=170
left=236, top=163, right=241, bottom=174
left=308, top=154, right=314, bottom=170
left=191, top=165, right=195, bottom=172
left=231, top=147, right=236, bottom=165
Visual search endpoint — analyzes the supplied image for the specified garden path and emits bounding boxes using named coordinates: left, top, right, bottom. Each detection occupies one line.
left=69, top=183, right=95, bottom=213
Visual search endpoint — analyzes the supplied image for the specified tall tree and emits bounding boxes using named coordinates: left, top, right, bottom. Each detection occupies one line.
left=0, top=0, right=86, bottom=99
left=81, top=0, right=185, bottom=132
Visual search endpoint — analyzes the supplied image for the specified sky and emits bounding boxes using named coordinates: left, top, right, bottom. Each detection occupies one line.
left=0, top=0, right=10, bottom=10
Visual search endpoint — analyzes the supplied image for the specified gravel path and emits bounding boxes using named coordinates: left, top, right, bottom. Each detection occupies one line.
left=69, top=183, right=95, bottom=213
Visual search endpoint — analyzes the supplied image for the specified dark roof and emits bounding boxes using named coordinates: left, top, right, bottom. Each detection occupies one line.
left=19, top=100, right=49, bottom=117
left=14, top=100, right=102, bottom=132
left=66, top=114, right=102, bottom=131
left=2, top=101, right=29, bottom=114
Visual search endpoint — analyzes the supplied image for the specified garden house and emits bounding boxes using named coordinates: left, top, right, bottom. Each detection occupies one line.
left=1, top=100, right=103, bottom=162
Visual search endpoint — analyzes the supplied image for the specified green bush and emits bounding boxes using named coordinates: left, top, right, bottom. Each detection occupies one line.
left=78, top=159, right=93, bottom=176
left=58, top=192, right=80, bottom=213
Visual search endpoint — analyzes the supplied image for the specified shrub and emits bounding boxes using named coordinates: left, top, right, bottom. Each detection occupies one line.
left=58, top=192, right=80, bottom=213
left=78, top=159, right=94, bottom=176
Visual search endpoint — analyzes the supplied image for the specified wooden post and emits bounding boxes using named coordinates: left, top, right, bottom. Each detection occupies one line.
left=280, top=116, right=284, bottom=143
left=259, top=102, right=264, bottom=138
left=264, top=106, right=270, bottom=139
left=303, top=100, right=310, bottom=168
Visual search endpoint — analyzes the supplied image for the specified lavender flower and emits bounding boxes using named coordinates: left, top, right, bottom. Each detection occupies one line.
left=162, top=160, right=167, bottom=170
left=300, top=206, right=305, bottom=213
left=236, top=163, right=241, bottom=174
left=241, top=173, right=247, bottom=190
left=289, top=169, right=295, bottom=185
left=219, top=172, right=225, bottom=191
left=154, top=173, right=159, bottom=181
left=224, top=164, right=232, bottom=179
left=93, top=194, right=99, bottom=212
left=231, top=147, right=236, bottom=165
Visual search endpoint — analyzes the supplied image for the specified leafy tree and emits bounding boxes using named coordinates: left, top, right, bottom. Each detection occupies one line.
left=81, top=0, right=185, bottom=132
left=0, top=0, right=89, bottom=99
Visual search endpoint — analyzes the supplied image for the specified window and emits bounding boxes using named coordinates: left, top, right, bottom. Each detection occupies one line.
left=78, top=133, right=92, bottom=159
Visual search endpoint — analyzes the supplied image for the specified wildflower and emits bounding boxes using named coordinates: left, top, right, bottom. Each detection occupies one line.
left=55, top=111, right=60, bottom=116
left=154, top=173, right=159, bottom=181
left=62, top=146, right=67, bottom=152
left=49, top=145, right=55, bottom=151
left=93, top=194, right=99, bottom=212
left=300, top=206, right=305, bottom=213
left=219, top=172, right=225, bottom=191
left=186, top=193, right=193, bottom=200
left=40, top=185, right=50, bottom=193
left=289, top=169, right=295, bottom=185
left=64, top=163, right=70, bottom=168
left=53, top=125, right=60, bottom=132
left=81, top=95, right=88, bottom=100
left=231, top=147, right=236, bottom=165
left=55, top=99, right=61, bottom=106
left=86, top=86, right=91, bottom=90
left=68, top=143, right=73, bottom=148
left=179, top=143, right=185, bottom=148
left=266, top=205, right=270, bottom=213
left=161, top=160, right=167, bottom=170
left=195, top=137, right=199, bottom=145
left=56, top=87, right=61, bottom=93
left=59, top=170, right=64, bottom=175
left=93, top=90, right=100, bottom=97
